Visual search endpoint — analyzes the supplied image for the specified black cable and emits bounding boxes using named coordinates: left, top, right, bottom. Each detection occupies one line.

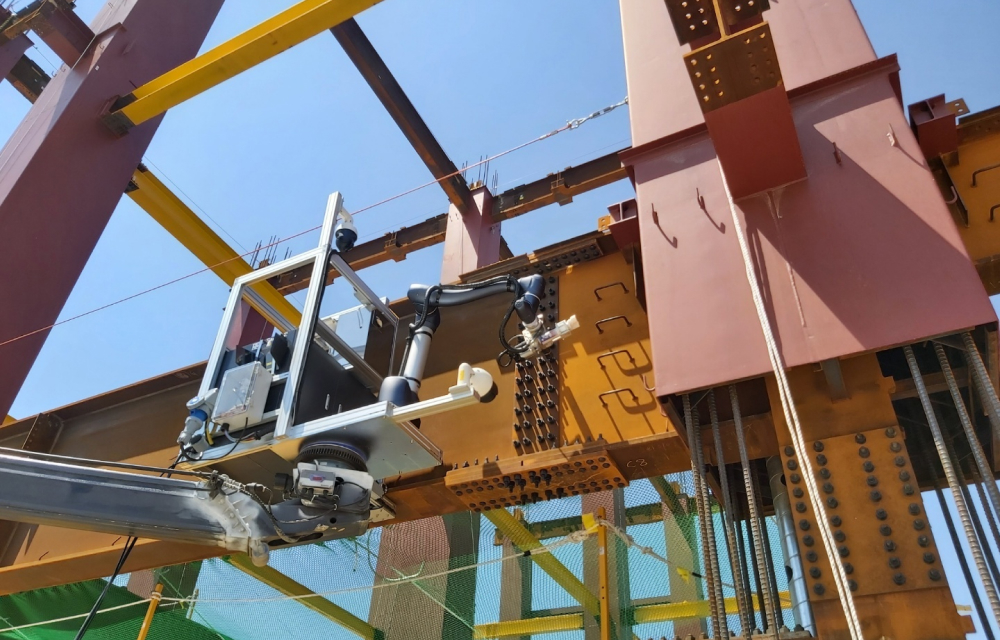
left=73, top=452, right=184, bottom=639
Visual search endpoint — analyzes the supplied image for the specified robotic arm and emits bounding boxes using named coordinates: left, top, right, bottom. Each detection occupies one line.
left=377, top=274, right=579, bottom=407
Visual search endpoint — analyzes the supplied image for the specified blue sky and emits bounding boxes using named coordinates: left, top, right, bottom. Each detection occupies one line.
left=2, top=0, right=1000, bottom=636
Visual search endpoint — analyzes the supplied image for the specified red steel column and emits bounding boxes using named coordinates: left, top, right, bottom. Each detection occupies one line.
left=0, top=0, right=224, bottom=417
left=441, top=186, right=502, bottom=283
left=0, top=5, right=32, bottom=79
left=619, top=0, right=995, bottom=398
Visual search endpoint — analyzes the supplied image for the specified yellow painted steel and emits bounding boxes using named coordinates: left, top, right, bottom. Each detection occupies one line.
left=119, top=0, right=382, bottom=126
left=228, top=555, right=378, bottom=640
left=597, top=507, right=611, bottom=640
left=127, top=167, right=301, bottom=328
left=473, top=593, right=792, bottom=638
left=2, top=415, right=14, bottom=426
left=473, top=613, right=583, bottom=639
left=485, top=508, right=601, bottom=618
left=632, top=592, right=789, bottom=624
left=135, top=583, right=163, bottom=640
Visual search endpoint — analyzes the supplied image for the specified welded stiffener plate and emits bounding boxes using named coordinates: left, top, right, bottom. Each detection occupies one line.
left=445, top=445, right=628, bottom=511
left=683, top=22, right=782, bottom=113
left=780, top=426, right=946, bottom=599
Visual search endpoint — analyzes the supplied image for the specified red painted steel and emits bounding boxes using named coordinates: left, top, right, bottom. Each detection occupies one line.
left=629, top=64, right=996, bottom=397
left=0, top=0, right=224, bottom=418
left=703, top=86, right=807, bottom=199
left=621, top=0, right=876, bottom=147
left=0, top=33, right=30, bottom=79
left=909, top=95, right=959, bottom=159
left=441, top=186, right=502, bottom=283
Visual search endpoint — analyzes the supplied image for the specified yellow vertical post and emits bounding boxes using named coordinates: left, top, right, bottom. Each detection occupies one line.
left=597, top=507, right=611, bottom=640
left=136, top=583, right=163, bottom=640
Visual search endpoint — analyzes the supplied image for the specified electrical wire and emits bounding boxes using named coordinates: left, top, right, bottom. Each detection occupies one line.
left=0, top=97, right=628, bottom=354
left=73, top=451, right=185, bottom=639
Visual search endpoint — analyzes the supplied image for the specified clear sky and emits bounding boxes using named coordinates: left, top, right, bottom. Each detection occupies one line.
left=2, top=0, right=1000, bottom=635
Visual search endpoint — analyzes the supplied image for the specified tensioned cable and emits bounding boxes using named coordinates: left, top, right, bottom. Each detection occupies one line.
left=719, top=164, right=864, bottom=639
left=0, top=97, right=628, bottom=353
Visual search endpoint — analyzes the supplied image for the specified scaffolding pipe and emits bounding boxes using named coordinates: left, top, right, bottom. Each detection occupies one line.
left=729, top=386, right=779, bottom=633
left=767, top=456, right=814, bottom=634
left=936, top=343, right=1000, bottom=540
left=598, top=506, right=611, bottom=640
left=709, top=390, right=754, bottom=636
left=135, top=584, right=163, bottom=640
left=904, top=345, right=1000, bottom=623
left=684, top=394, right=726, bottom=639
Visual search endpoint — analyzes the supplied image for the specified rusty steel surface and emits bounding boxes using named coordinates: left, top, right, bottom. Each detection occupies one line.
left=0, top=0, right=225, bottom=419
left=493, top=150, right=628, bottom=222
left=445, top=445, right=628, bottom=511
left=766, top=355, right=968, bottom=639
left=778, top=427, right=965, bottom=639
left=331, top=18, right=472, bottom=213
left=629, top=62, right=995, bottom=398
left=621, top=0, right=876, bottom=147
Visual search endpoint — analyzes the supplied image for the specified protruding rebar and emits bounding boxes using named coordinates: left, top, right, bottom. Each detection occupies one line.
left=904, top=345, right=1000, bottom=623
left=684, top=394, right=726, bottom=639
left=729, top=385, right=779, bottom=634
left=709, top=390, right=754, bottom=635
left=936, top=343, right=1000, bottom=538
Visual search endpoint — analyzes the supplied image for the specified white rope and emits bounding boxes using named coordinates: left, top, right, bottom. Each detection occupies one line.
left=720, top=165, right=864, bottom=640
left=0, top=599, right=154, bottom=634
left=161, top=529, right=592, bottom=606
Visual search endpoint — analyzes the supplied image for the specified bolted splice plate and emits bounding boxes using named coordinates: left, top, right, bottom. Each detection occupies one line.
left=663, top=0, right=721, bottom=46
left=717, top=0, right=770, bottom=29
left=446, top=445, right=628, bottom=512
left=683, top=22, right=782, bottom=113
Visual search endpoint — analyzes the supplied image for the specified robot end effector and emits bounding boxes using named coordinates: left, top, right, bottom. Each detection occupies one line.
left=377, top=273, right=579, bottom=407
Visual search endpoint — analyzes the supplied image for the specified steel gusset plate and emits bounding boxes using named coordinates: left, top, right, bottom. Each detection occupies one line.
left=717, top=0, right=769, bottom=29
left=663, top=0, right=721, bottom=46
left=683, top=22, right=782, bottom=113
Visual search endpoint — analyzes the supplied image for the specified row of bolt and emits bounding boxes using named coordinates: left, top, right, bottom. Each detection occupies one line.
left=785, top=427, right=941, bottom=596
left=513, top=349, right=561, bottom=451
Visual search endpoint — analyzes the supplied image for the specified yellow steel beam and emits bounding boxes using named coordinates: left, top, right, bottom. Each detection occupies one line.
left=485, top=509, right=601, bottom=619
left=473, top=613, right=583, bottom=639
left=127, top=166, right=302, bottom=328
left=115, top=0, right=382, bottom=127
left=632, top=592, right=790, bottom=624
left=472, top=593, right=792, bottom=639
left=228, top=554, right=379, bottom=640
left=2, top=415, right=14, bottom=426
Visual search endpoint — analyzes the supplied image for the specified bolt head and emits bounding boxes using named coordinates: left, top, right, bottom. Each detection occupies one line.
left=893, top=573, right=906, bottom=586
left=863, top=461, right=875, bottom=472
left=830, top=515, right=843, bottom=527
left=923, top=552, right=936, bottom=564
left=884, top=540, right=897, bottom=552
left=870, top=490, right=882, bottom=502
left=917, top=535, right=930, bottom=547
left=879, top=524, right=892, bottom=536
left=839, top=546, right=850, bottom=558
left=876, top=508, right=888, bottom=520
left=827, top=497, right=839, bottom=509
left=859, top=446, right=871, bottom=458
left=833, top=530, right=846, bottom=543
left=888, top=556, right=901, bottom=569
left=817, top=454, right=828, bottom=466
left=843, top=562, right=854, bottom=574
left=885, top=427, right=897, bottom=438
left=813, top=441, right=825, bottom=452
left=856, top=433, right=867, bottom=444
left=867, top=475, right=879, bottom=487
left=914, top=519, right=926, bottom=531
left=929, top=569, right=942, bottom=581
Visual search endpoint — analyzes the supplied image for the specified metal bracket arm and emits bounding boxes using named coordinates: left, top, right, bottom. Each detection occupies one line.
left=0, top=453, right=274, bottom=564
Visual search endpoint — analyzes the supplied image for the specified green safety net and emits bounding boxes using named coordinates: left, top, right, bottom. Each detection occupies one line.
left=0, top=475, right=795, bottom=640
